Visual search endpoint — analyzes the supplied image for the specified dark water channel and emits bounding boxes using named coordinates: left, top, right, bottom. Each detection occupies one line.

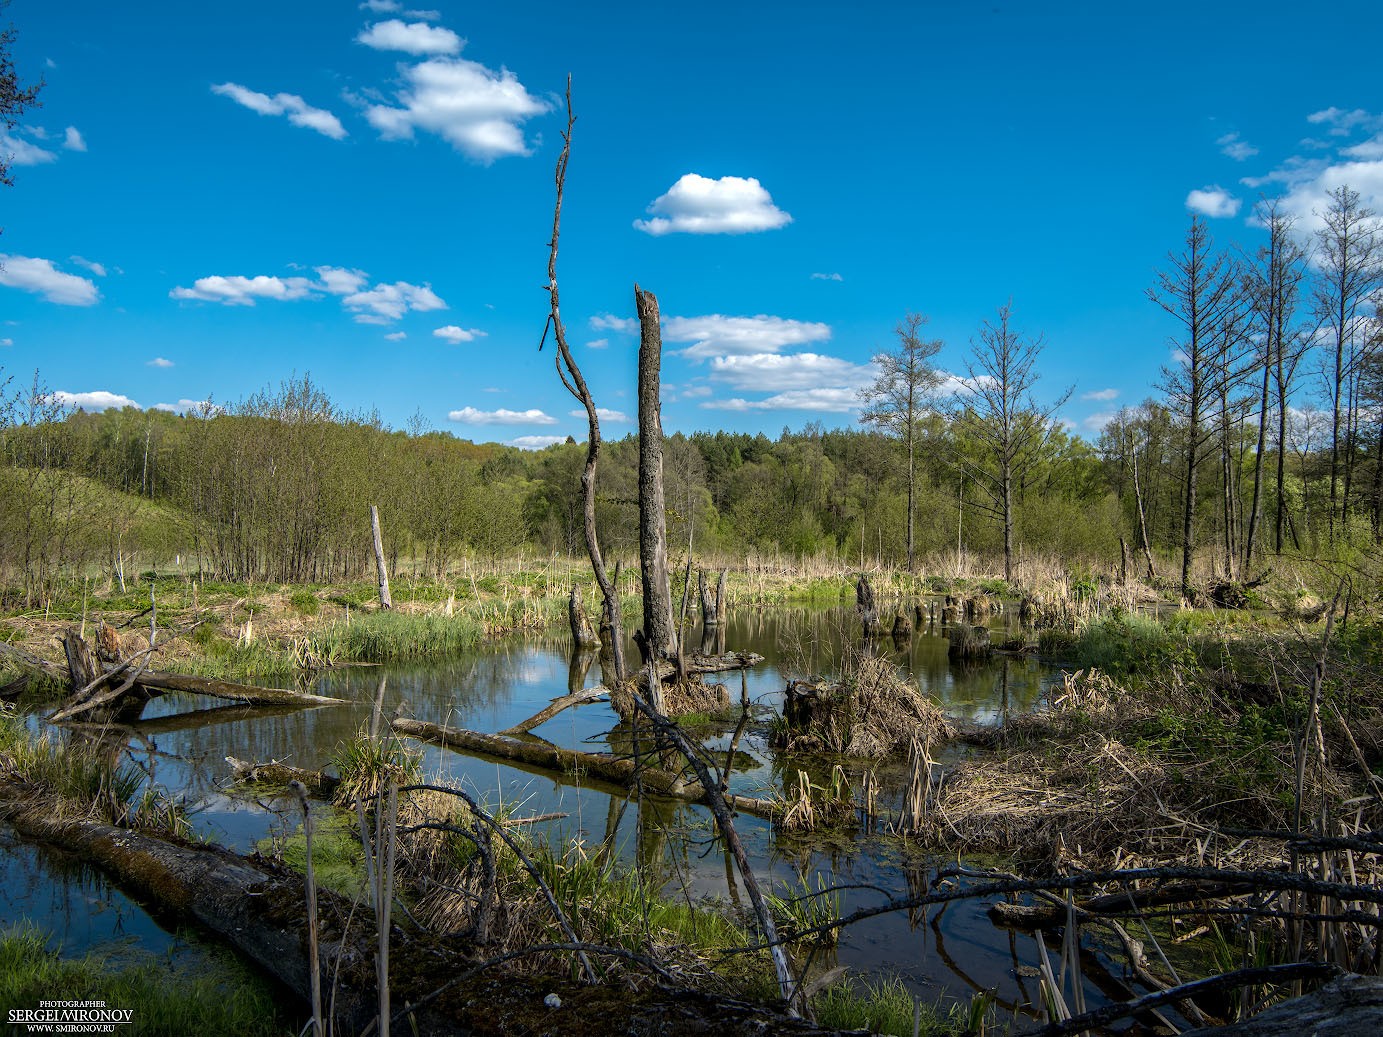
left=1, top=601, right=1152, bottom=1025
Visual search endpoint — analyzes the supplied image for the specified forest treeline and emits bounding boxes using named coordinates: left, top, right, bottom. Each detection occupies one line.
left=1, top=192, right=1380, bottom=606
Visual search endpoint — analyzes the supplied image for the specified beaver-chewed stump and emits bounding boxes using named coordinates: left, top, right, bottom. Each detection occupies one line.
left=947, top=623, right=992, bottom=660
left=777, top=655, right=952, bottom=757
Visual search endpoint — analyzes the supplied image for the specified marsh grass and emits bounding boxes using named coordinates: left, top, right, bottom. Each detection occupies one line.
left=329, top=728, right=421, bottom=806
left=0, top=709, right=142, bottom=823
left=309, top=610, right=483, bottom=664
left=811, top=976, right=969, bottom=1036
left=0, top=925, right=290, bottom=1036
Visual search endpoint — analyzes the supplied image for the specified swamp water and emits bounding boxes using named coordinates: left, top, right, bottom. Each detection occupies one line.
left=2, top=602, right=1147, bottom=1025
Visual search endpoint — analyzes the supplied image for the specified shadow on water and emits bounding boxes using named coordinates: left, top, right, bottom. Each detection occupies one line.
left=2, top=599, right=1119, bottom=1023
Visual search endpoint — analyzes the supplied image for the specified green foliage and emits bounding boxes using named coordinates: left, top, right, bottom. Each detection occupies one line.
left=329, top=729, right=421, bottom=805
left=0, top=926, right=288, bottom=1036
left=287, top=589, right=319, bottom=615
left=0, top=709, right=142, bottom=823
left=309, top=610, right=482, bottom=664
left=1068, top=613, right=1194, bottom=677
left=811, top=977, right=966, bottom=1036
left=265, top=813, right=368, bottom=899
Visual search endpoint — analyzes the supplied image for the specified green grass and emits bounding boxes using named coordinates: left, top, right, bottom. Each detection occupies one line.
left=0, top=925, right=290, bottom=1036
left=328, top=728, right=422, bottom=805
left=309, top=610, right=484, bottom=663
left=811, top=977, right=968, bottom=1036
left=0, top=708, right=143, bottom=823
left=265, top=813, right=368, bottom=899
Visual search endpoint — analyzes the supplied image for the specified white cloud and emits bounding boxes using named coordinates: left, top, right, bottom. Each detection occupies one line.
left=170, top=267, right=446, bottom=323
left=1082, top=411, right=1117, bottom=431
left=69, top=256, right=106, bottom=277
left=448, top=406, right=557, bottom=425
left=1343, top=135, right=1383, bottom=161
left=344, top=281, right=446, bottom=323
left=680, top=384, right=711, bottom=399
left=586, top=337, right=609, bottom=350
left=0, top=133, right=56, bottom=166
left=147, top=357, right=174, bottom=368
left=170, top=274, right=318, bottom=305
left=385, top=331, right=407, bottom=341
left=433, top=324, right=486, bottom=343
left=702, top=388, right=861, bottom=414
left=709, top=352, right=874, bottom=392
left=360, top=0, right=401, bottom=10
left=54, top=390, right=139, bottom=412
left=62, top=126, right=86, bottom=152
left=811, top=272, right=843, bottom=281
left=357, top=19, right=462, bottom=55
left=508, top=435, right=566, bottom=450
left=152, top=398, right=221, bottom=415
left=1081, top=387, right=1118, bottom=401
left=634, top=174, right=792, bottom=235
left=1307, top=107, right=1375, bottom=136
left=663, top=314, right=831, bottom=361
left=569, top=407, right=628, bottom=423
left=1217, top=132, right=1257, bottom=161
left=1, top=338, right=13, bottom=347
left=1186, top=185, right=1241, bottom=218
left=315, top=266, right=368, bottom=294
left=365, top=56, right=548, bottom=162
left=589, top=314, right=636, bottom=334
left=212, top=82, right=347, bottom=140
left=0, top=255, right=100, bottom=305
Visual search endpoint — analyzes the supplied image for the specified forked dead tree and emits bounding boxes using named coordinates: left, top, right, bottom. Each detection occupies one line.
left=542, top=79, right=627, bottom=682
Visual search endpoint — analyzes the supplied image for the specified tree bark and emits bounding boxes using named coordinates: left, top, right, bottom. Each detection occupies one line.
left=635, top=285, right=678, bottom=686
left=567, top=585, right=598, bottom=649
left=371, top=504, right=392, bottom=610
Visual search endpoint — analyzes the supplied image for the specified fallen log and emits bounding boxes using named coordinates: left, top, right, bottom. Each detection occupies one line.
left=134, top=670, right=346, bottom=708
left=0, top=788, right=844, bottom=1036
left=688, top=651, right=764, bottom=674
left=225, top=755, right=342, bottom=798
left=500, top=683, right=609, bottom=736
left=989, top=881, right=1244, bottom=929
left=392, top=717, right=779, bottom=820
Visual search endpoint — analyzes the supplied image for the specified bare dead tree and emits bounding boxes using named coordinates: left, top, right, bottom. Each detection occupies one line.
left=542, top=79, right=627, bottom=682
left=634, top=285, right=678, bottom=682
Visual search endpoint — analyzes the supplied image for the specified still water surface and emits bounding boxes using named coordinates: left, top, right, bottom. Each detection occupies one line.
left=3, top=602, right=1144, bottom=1022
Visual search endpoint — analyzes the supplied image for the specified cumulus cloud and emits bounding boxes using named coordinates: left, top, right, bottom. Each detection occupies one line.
left=702, top=388, right=862, bottom=414
left=344, top=281, right=446, bottom=323
left=147, top=357, right=174, bottom=368
left=0, top=133, right=56, bottom=166
left=62, top=126, right=86, bottom=152
left=1217, top=132, right=1257, bottom=161
left=170, top=274, right=318, bottom=305
left=811, top=272, right=843, bottom=281
left=508, top=435, right=566, bottom=450
left=212, top=82, right=347, bottom=140
left=153, top=398, right=220, bottom=415
left=710, top=352, right=874, bottom=392
left=634, top=174, right=792, bottom=235
left=357, top=19, right=462, bottom=55
left=1186, top=185, right=1241, bottom=218
left=432, top=325, right=486, bottom=343
left=0, top=255, right=100, bottom=305
left=385, top=331, right=407, bottom=341
left=364, top=54, right=548, bottom=162
left=569, top=407, right=628, bottom=423
left=170, top=266, right=447, bottom=323
left=1083, top=411, right=1117, bottom=431
left=589, top=314, right=636, bottom=334
left=1081, top=387, right=1118, bottom=401
left=70, top=256, right=106, bottom=277
left=586, top=338, right=609, bottom=350
left=663, top=314, right=831, bottom=361
left=1307, top=107, right=1375, bottom=136
left=447, top=406, right=557, bottom=425
left=54, top=390, right=139, bottom=412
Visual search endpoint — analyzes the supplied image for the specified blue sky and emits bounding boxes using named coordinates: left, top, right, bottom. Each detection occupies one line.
left=2, top=0, right=1381, bottom=447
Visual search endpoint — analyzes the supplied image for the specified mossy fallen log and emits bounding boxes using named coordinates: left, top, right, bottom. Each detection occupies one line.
left=392, top=717, right=778, bottom=820
left=225, top=755, right=342, bottom=798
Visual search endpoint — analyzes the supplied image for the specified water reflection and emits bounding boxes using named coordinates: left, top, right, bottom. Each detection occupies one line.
left=3, top=601, right=1069, bottom=1016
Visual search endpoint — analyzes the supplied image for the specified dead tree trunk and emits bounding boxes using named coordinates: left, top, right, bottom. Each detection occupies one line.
left=544, top=82, right=627, bottom=684
left=635, top=285, right=678, bottom=690
left=371, top=505, right=393, bottom=610
left=567, top=585, right=598, bottom=649
left=698, top=570, right=715, bottom=626
left=855, top=574, right=880, bottom=637
left=715, top=569, right=728, bottom=625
